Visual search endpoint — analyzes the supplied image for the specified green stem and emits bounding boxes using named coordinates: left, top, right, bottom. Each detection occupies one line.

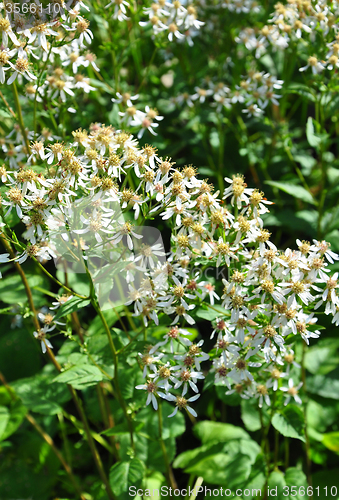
left=259, top=406, right=270, bottom=474
left=34, top=46, right=52, bottom=137
left=285, top=437, right=289, bottom=470
left=136, top=47, right=158, bottom=93
left=68, top=387, right=116, bottom=499
left=301, top=342, right=313, bottom=497
left=11, top=82, right=31, bottom=155
left=26, top=413, right=87, bottom=500
left=34, top=259, right=88, bottom=299
left=158, top=401, right=177, bottom=489
left=92, top=299, right=135, bottom=451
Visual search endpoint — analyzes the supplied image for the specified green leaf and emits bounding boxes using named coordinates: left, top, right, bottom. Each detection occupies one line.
left=140, top=471, right=165, bottom=500
left=241, top=399, right=261, bottom=432
left=185, top=452, right=252, bottom=488
left=322, top=432, right=339, bottom=454
left=264, top=180, right=316, bottom=205
left=55, top=270, right=90, bottom=296
left=0, top=407, right=10, bottom=440
left=0, top=401, right=27, bottom=442
left=294, top=154, right=316, bottom=175
left=0, top=273, right=49, bottom=305
left=109, top=459, right=145, bottom=498
left=53, top=363, right=110, bottom=389
left=306, top=116, right=322, bottom=148
left=307, top=372, right=339, bottom=399
left=288, top=84, right=316, bottom=102
left=53, top=297, right=90, bottom=321
left=173, top=442, right=221, bottom=469
left=271, top=406, right=305, bottom=442
left=12, top=373, right=71, bottom=415
left=195, top=305, right=226, bottom=321
left=267, top=470, right=286, bottom=499
left=137, top=402, right=185, bottom=440
left=304, top=340, right=339, bottom=375
left=194, top=421, right=250, bottom=444
left=87, top=308, right=121, bottom=336
left=307, top=399, right=339, bottom=433
left=173, top=438, right=259, bottom=471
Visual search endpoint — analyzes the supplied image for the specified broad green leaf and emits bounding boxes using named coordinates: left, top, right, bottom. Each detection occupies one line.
left=307, top=372, right=339, bottom=399
left=0, top=407, right=10, bottom=440
left=241, top=399, right=261, bottom=431
left=294, top=154, right=316, bottom=174
left=173, top=438, right=259, bottom=471
left=185, top=452, right=252, bottom=488
left=56, top=270, right=90, bottom=296
left=267, top=470, right=286, bottom=499
left=0, top=387, right=11, bottom=406
left=53, top=363, right=110, bottom=389
left=109, top=459, right=145, bottom=498
left=268, top=468, right=309, bottom=500
left=12, top=373, right=71, bottom=415
left=118, top=364, right=144, bottom=400
left=264, top=180, right=316, bottom=205
left=306, top=116, right=321, bottom=148
left=137, top=402, right=185, bottom=440
left=195, top=305, right=226, bottom=321
left=271, top=406, right=305, bottom=442
left=288, top=84, right=316, bottom=103
left=304, top=340, right=339, bottom=375
left=0, top=401, right=27, bottom=442
left=194, top=421, right=250, bottom=444
left=322, top=432, right=339, bottom=454
left=307, top=399, right=339, bottom=433
left=147, top=436, right=177, bottom=472
left=215, top=385, right=241, bottom=406
left=285, top=468, right=308, bottom=499
left=173, top=443, right=219, bottom=469
left=53, top=297, right=90, bottom=321
left=0, top=273, right=49, bottom=305
left=87, top=308, right=122, bottom=336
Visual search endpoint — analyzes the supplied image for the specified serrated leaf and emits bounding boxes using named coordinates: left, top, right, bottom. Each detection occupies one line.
left=53, top=363, right=110, bottom=389
left=272, top=406, right=305, bottom=442
left=265, top=180, right=316, bottom=205
left=109, top=459, right=145, bottom=498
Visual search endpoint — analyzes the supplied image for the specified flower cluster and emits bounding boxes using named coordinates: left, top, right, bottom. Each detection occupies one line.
left=113, top=92, right=164, bottom=138
left=140, top=0, right=204, bottom=45
left=173, top=70, right=283, bottom=118
left=234, top=0, right=339, bottom=74
left=1, top=121, right=338, bottom=416
left=0, top=0, right=97, bottom=115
